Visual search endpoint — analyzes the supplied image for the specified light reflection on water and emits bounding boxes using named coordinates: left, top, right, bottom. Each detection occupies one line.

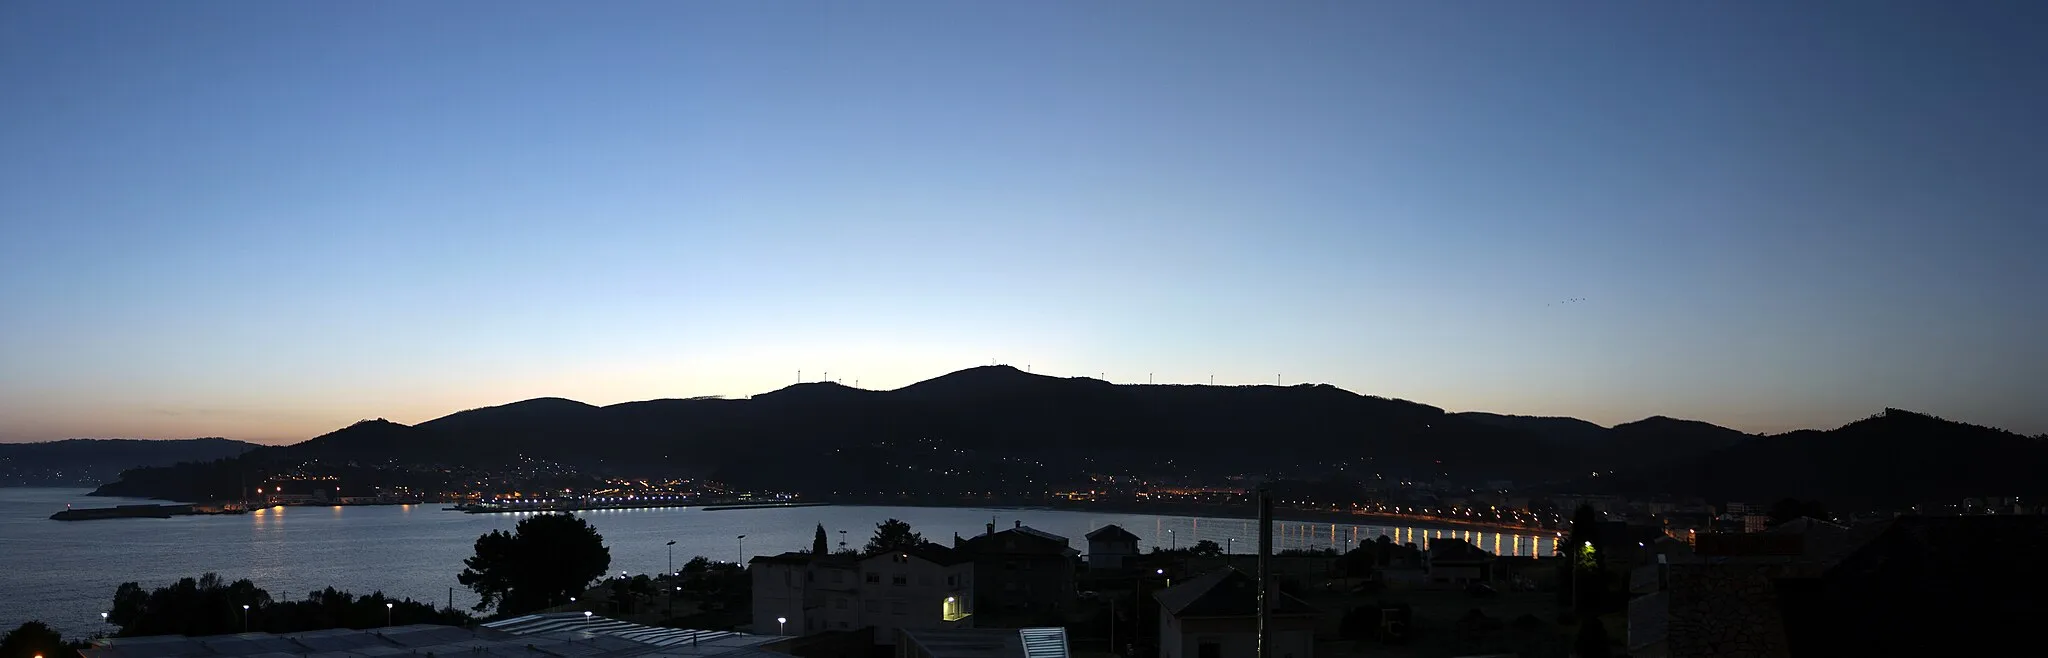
left=1, top=488, right=1552, bottom=638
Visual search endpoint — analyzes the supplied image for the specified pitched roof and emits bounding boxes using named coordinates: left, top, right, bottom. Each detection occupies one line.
left=865, top=542, right=972, bottom=566
left=1085, top=525, right=1141, bottom=542
left=1427, top=538, right=1495, bottom=563
left=1015, top=526, right=1072, bottom=546
left=747, top=551, right=816, bottom=566
left=1765, top=516, right=1847, bottom=535
left=898, top=629, right=1021, bottom=658
left=1693, top=532, right=1806, bottom=558
left=957, top=527, right=1080, bottom=557
left=897, top=628, right=1069, bottom=658
left=1824, top=515, right=2048, bottom=589
left=1777, top=516, right=2048, bottom=655
left=1152, top=567, right=1319, bottom=618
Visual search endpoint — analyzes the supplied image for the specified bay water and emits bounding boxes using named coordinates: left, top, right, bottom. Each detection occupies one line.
left=0, top=488, right=1555, bottom=638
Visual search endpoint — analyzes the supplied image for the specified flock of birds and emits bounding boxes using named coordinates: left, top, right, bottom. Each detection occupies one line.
left=1548, top=297, right=1587, bottom=307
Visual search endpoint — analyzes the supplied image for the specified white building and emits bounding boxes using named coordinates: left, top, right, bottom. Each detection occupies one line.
left=751, top=545, right=975, bottom=644
left=1084, top=525, right=1141, bottom=570
left=750, top=552, right=852, bottom=636
left=1153, top=568, right=1318, bottom=658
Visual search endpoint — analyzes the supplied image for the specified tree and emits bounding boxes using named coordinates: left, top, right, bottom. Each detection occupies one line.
left=105, top=578, right=462, bottom=637
left=109, top=574, right=271, bottom=637
left=1188, top=540, right=1223, bottom=557
left=813, top=524, right=829, bottom=556
left=864, top=518, right=924, bottom=555
left=1, top=622, right=80, bottom=658
left=683, top=556, right=711, bottom=574
left=1561, top=504, right=1606, bottom=615
left=458, top=513, right=611, bottom=615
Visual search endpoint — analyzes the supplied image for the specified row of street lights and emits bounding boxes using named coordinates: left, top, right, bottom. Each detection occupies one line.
left=209, top=600, right=397, bottom=634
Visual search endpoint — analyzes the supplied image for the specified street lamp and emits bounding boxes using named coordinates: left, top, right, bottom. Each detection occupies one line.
left=242, top=604, right=250, bottom=632
left=1168, top=529, right=1175, bottom=551
left=667, top=540, right=677, bottom=574
left=777, top=616, right=787, bottom=635
left=584, top=611, right=593, bottom=628
left=385, top=602, right=394, bottom=627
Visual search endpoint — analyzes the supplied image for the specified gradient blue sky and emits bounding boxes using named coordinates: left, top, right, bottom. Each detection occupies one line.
left=3, top=1, right=2044, bottom=443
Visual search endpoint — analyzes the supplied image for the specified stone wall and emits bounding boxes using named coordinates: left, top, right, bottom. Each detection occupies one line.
left=1665, top=565, right=1789, bottom=658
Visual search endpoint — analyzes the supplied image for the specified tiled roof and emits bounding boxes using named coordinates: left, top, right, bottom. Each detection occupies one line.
left=1152, top=568, right=1319, bottom=619
left=897, top=628, right=1069, bottom=658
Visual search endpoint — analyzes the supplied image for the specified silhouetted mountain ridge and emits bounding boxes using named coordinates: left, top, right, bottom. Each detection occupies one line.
left=0, top=437, right=258, bottom=487
left=1576, top=408, right=2048, bottom=509
left=88, top=370, right=2042, bottom=509
left=1453, top=412, right=1609, bottom=443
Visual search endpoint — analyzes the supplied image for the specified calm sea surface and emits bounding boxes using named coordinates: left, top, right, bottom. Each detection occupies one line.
left=0, top=488, right=1556, bottom=637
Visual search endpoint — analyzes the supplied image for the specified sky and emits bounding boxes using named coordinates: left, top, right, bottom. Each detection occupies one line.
left=2, top=1, right=2044, bottom=444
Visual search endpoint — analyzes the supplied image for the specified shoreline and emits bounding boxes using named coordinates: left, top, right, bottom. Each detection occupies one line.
left=700, top=502, right=831, bottom=511
left=812, top=498, right=1560, bottom=537
left=54, top=487, right=1555, bottom=536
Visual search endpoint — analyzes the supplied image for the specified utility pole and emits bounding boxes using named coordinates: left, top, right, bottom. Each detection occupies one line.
left=1108, top=591, right=1115, bottom=655
left=1257, top=486, right=1273, bottom=658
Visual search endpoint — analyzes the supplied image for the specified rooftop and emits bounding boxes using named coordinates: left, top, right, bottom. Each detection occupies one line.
left=1152, top=568, right=1319, bottom=618
left=83, top=616, right=780, bottom=658
left=899, top=628, right=1069, bottom=658
left=1426, top=537, right=1494, bottom=563
left=865, top=542, right=973, bottom=567
left=956, top=526, right=1079, bottom=558
left=1084, top=525, right=1140, bottom=543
